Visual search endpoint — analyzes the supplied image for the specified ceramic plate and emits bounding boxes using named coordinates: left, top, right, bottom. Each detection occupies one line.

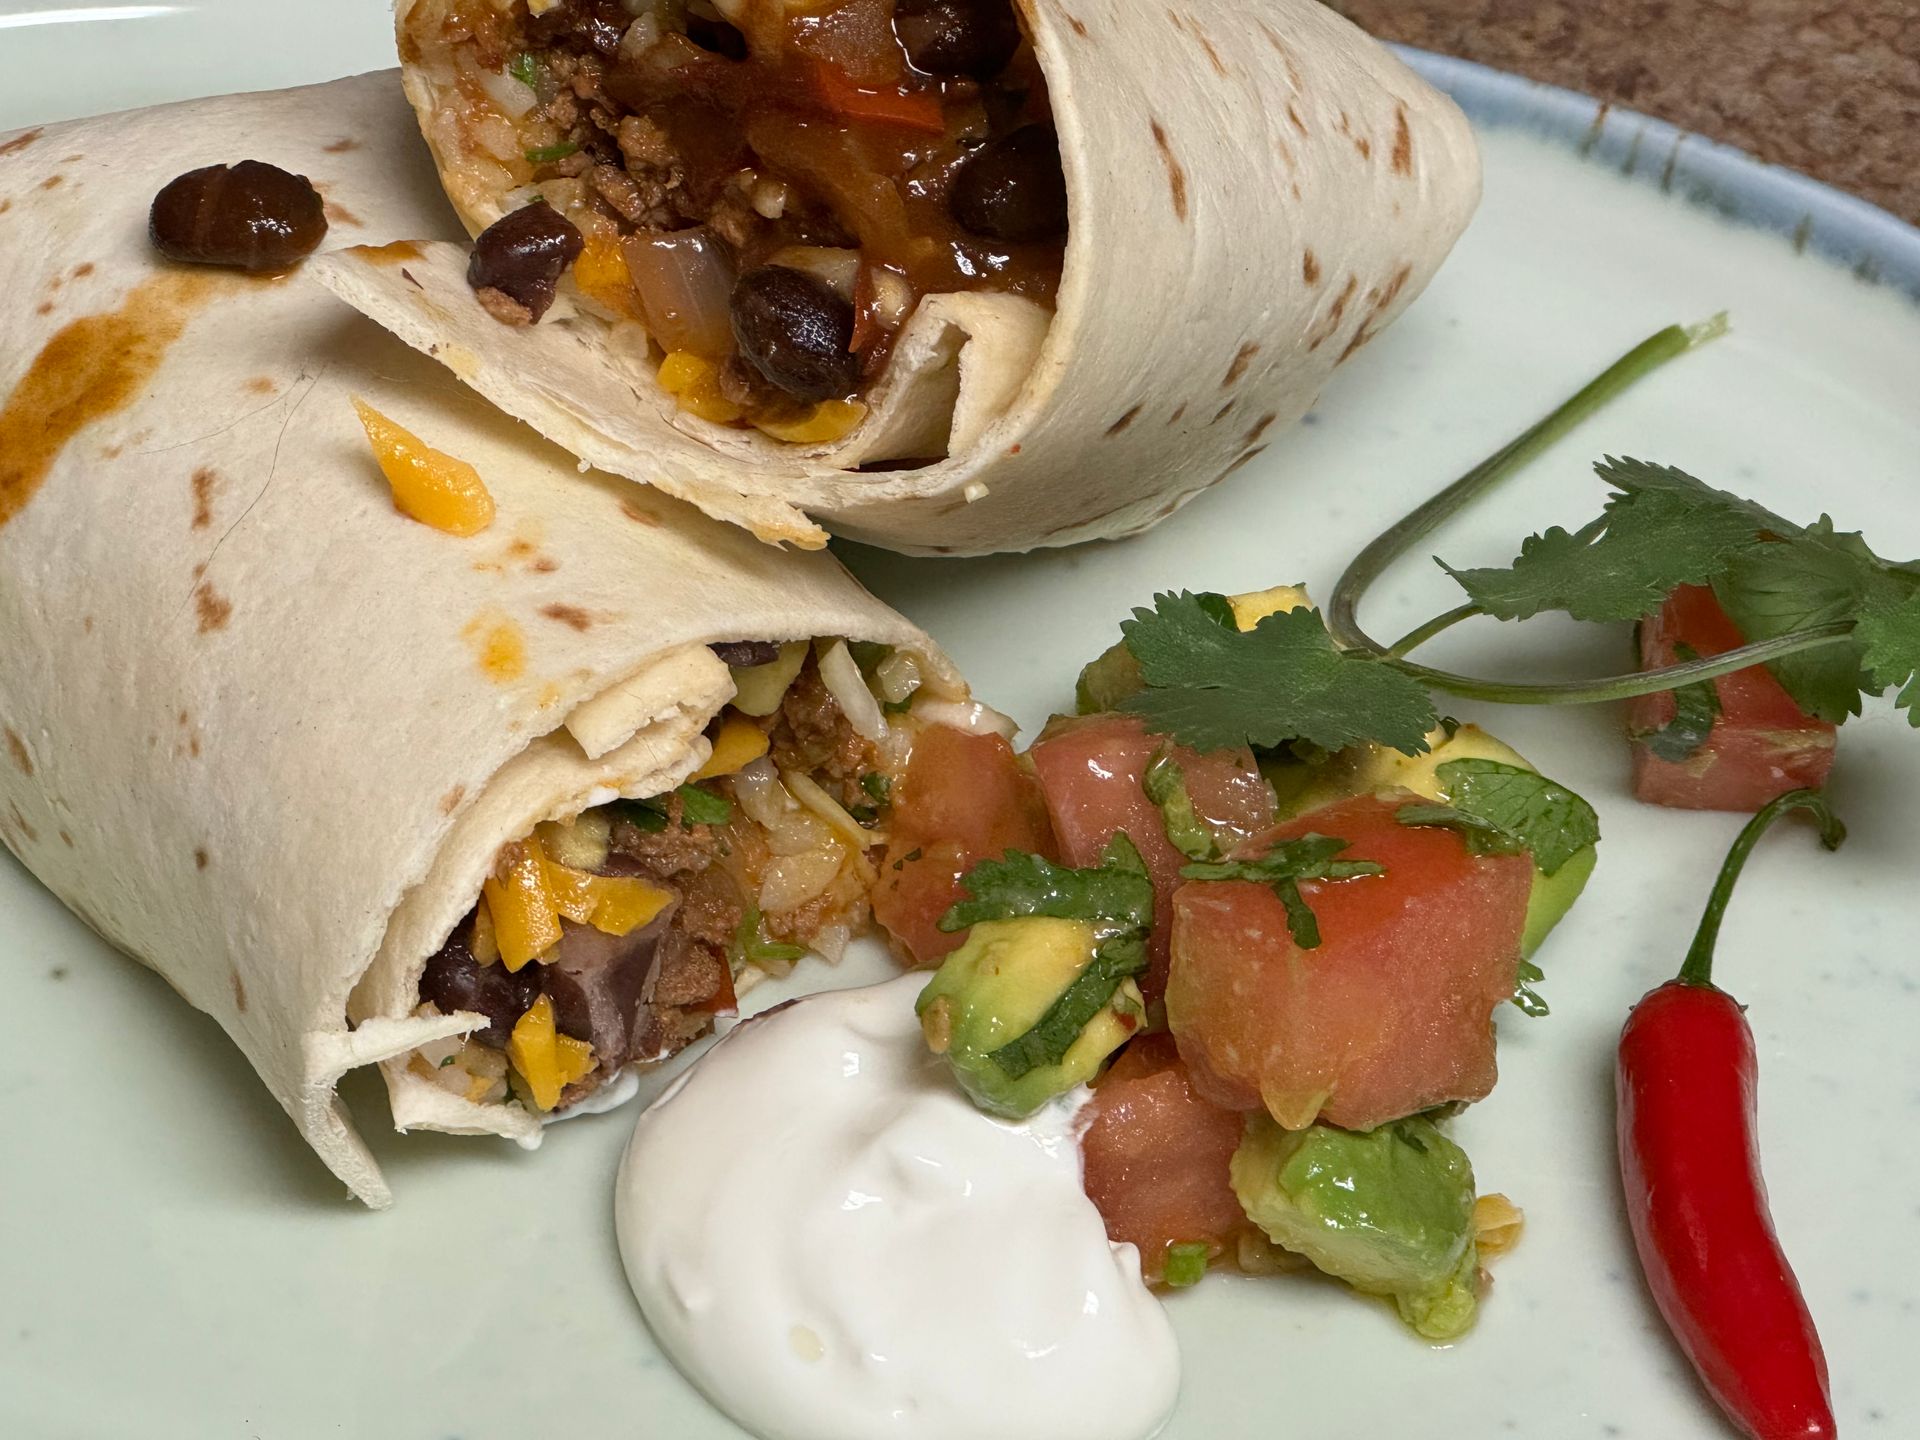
left=4, top=5, right=1918, bottom=1437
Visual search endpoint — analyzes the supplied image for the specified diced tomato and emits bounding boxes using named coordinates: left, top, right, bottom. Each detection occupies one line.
left=871, top=726, right=1056, bottom=967
left=1167, top=794, right=1531, bottom=1133
left=1029, top=713, right=1275, bottom=1008
left=1081, top=1033, right=1250, bottom=1284
left=1627, top=584, right=1837, bottom=812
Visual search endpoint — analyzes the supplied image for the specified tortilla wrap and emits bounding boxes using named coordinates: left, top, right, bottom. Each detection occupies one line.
left=314, top=0, right=1480, bottom=554
left=0, top=73, right=953, bottom=1207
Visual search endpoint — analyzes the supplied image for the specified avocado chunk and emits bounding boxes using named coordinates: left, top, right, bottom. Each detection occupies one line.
left=916, top=917, right=1144, bottom=1118
left=1522, top=839, right=1596, bottom=957
left=1230, top=1113, right=1481, bottom=1341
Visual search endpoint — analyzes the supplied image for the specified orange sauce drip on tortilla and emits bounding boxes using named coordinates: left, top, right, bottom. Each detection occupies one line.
left=0, top=270, right=215, bottom=529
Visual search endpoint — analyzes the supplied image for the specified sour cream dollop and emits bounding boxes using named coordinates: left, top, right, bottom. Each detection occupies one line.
left=615, top=974, right=1180, bottom=1440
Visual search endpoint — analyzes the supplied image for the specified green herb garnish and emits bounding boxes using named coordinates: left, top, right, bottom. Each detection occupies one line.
left=524, top=140, right=580, bottom=164
left=985, top=933, right=1148, bottom=1081
left=860, top=771, right=892, bottom=806
left=734, top=905, right=806, bottom=967
left=616, top=785, right=732, bottom=833
left=1143, top=750, right=1217, bottom=862
left=940, top=834, right=1154, bottom=934
left=1180, top=835, right=1382, bottom=950
left=1636, top=642, right=1723, bottom=761
left=1162, top=1241, right=1210, bottom=1289
left=1513, top=958, right=1550, bottom=1018
left=507, top=51, right=539, bottom=89
left=1395, top=760, right=1599, bottom=877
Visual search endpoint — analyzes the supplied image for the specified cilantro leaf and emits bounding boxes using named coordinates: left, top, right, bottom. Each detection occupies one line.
left=1180, top=835, right=1383, bottom=949
left=986, top=934, right=1147, bottom=1080
left=507, top=51, right=539, bottom=88
left=734, top=905, right=805, bottom=966
left=1858, top=587, right=1920, bottom=726
left=616, top=785, right=732, bottom=832
left=940, top=834, right=1154, bottom=933
left=1120, top=593, right=1436, bottom=756
left=1394, top=803, right=1528, bottom=857
left=1712, top=530, right=1881, bottom=723
left=860, top=772, right=892, bottom=805
left=1513, top=958, right=1550, bottom=1018
left=1439, top=467, right=1762, bottom=623
left=1634, top=642, right=1722, bottom=762
left=1405, top=759, right=1600, bottom=877
left=1143, top=751, right=1218, bottom=862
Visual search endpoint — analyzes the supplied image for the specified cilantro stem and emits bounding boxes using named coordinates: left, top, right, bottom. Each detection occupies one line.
left=1386, top=603, right=1481, bottom=658
left=1327, top=315, right=1727, bottom=658
left=1386, top=621, right=1855, bottom=706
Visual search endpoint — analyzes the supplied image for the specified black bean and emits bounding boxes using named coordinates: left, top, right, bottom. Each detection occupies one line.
left=895, top=0, right=1021, bottom=78
left=466, top=201, right=585, bottom=323
left=730, top=266, right=860, bottom=405
left=684, top=14, right=749, bottom=59
left=710, top=640, right=782, bottom=669
left=949, top=124, right=1069, bottom=242
left=418, top=918, right=543, bottom=1047
left=148, top=161, right=329, bottom=272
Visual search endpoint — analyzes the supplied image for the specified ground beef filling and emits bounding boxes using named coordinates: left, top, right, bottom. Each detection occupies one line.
left=487, top=0, right=1067, bottom=424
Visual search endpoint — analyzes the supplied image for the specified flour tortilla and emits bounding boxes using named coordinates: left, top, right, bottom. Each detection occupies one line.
left=0, top=73, right=951, bottom=1207
left=316, top=0, right=1480, bottom=554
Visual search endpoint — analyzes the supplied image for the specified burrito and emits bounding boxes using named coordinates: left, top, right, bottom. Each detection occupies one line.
left=313, top=0, right=1481, bottom=553
left=0, top=72, right=992, bottom=1207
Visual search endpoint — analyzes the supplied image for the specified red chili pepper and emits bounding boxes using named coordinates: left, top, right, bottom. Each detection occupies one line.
left=1616, top=788, right=1841, bottom=1440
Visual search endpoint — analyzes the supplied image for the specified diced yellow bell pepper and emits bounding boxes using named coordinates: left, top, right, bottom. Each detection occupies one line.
left=351, top=397, right=496, bottom=537
left=507, top=995, right=598, bottom=1112
left=657, top=350, right=747, bottom=425
left=572, top=233, right=638, bottom=318
left=755, top=398, right=866, bottom=445
left=543, top=859, right=673, bottom=937
left=691, top=715, right=770, bottom=781
left=470, top=896, right=501, bottom=967
left=482, top=838, right=563, bottom=972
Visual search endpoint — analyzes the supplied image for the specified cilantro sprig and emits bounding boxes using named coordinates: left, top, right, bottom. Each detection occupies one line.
left=939, top=834, right=1153, bottom=934
left=1396, top=760, right=1600, bottom=877
left=1180, top=835, right=1382, bottom=950
left=615, top=785, right=732, bottom=834
left=1633, top=643, right=1721, bottom=762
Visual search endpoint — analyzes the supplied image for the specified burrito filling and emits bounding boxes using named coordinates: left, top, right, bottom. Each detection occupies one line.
left=405, top=636, right=1008, bottom=1116
left=405, top=0, right=1066, bottom=441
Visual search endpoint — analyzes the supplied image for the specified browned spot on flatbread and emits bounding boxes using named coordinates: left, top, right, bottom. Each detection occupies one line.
left=1337, top=263, right=1414, bottom=363
left=323, top=138, right=362, bottom=153
left=1064, top=12, right=1088, bottom=36
left=5, top=728, right=31, bottom=775
left=194, top=582, right=232, bottom=633
left=1168, top=403, right=1187, bottom=425
left=1223, top=342, right=1261, bottom=388
left=1008, top=442, right=1022, bottom=456
left=1147, top=120, right=1189, bottom=223
left=359, top=240, right=423, bottom=266
left=244, top=376, right=276, bottom=395
left=190, top=466, right=217, bottom=529
left=195, top=847, right=209, bottom=870
left=9, top=804, right=37, bottom=844
left=1302, top=249, right=1322, bottom=286
left=0, top=270, right=216, bottom=529
left=0, top=200, right=12, bottom=216
left=506, top=538, right=538, bottom=560
left=1287, top=103, right=1308, bottom=137
left=1354, top=135, right=1372, bottom=160
left=440, top=785, right=467, bottom=816
left=1307, top=274, right=1360, bottom=351
left=1164, top=8, right=1184, bottom=32
left=540, top=603, right=594, bottom=632
left=532, top=556, right=559, bottom=574
left=1196, top=33, right=1227, bottom=76
left=230, top=968, right=248, bottom=1013
left=1106, top=404, right=1143, bottom=436
left=1245, top=413, right=1279, bottom=445
left=1392, top=105, right=1414, bottom=176
left=0, top=128, right=43, bottom=156
left=325, top=201, right=364, bottom=228
left=34, top=300, right=52, bottom=316
left=38, top=175, right=63, bottom=190
left=191, top=562, right=206, bottom=581
left=82, top=615, right=93, bottom=634
left=1211, top=400, right=1237, bottom=425
left=189, top=734, right=201, bottom=759
left=59, top=830, right=73, bottom=848
left=71, top=262, right=93, bottom=280
left=619, top=498, right=661, bottom=526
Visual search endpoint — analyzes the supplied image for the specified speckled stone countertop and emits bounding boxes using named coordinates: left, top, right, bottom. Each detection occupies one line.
left=1330, top=0, right=1920, bottom=225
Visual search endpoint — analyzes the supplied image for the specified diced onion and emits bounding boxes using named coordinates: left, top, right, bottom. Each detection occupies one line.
left=872, top=649, right=923, bottom=705
left=470, top=55, right=538, bottom=120
left=768, top=245, right=861, bottom=300
left=810, top=920, right=852, bottom=964
left=912, top=698, right=1018, bottom=740
left=759, top=840, right=848, bottom=913
left=730, top=759, right=832, bottom=856
left=818, top=640, right=888, bottom=742
left=623, top=227, right=738, bottom=358
left=784, top=769, right=884, bottom=850
left=869, top=267, right=915, bottom=329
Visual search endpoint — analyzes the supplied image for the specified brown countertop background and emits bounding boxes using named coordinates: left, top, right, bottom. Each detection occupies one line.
left=1328, top=1, right=1920, bottom=226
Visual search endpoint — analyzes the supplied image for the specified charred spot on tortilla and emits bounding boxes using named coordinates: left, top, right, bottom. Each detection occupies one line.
left=619, top=499, right=662, bottom=526
left=0, top=128, right=43, bottom=156
left=194, top=848, right=210, bottom=872
left=34, top=300, right=52, bottom=316
left=244, top=376, right=277, bottom=395
left=1392, top=105, right=1414, bottom=175
left=148, top=161, right=328, bottom=272
left=322, top=138, right=361, bottom=154
left=10, top=803, right=39, bottom=844
left=467, top=202, right=584, bottom=325
left=230, top=968, right=248, bottom=1013
left=1224, top=342, right=1262, bottom=388
left=440, top=785, right=467, bottom=817
left=1105, top=404, right=1143, bottom=436
left=1287, top=101, right=1308, bottom=136
left=1168, top=403, right=1187, bottom=426
left=0, top=271, right=211, bottom=530
left=1062, top=11, right=1089, bottom=38
left=540, top=603, right=596, bottom=633
left=190, top=466, right=217, bottom=530
left=324, top=201, right=365, bottom=229
left=5, top=728, right=32, bottom=775
left=194, top=583, right=232, bottom=634
left=1147, top=119, right=1189, bottom=222
left=38, top=175, right=64, bottom=191
left=1302, top=248, right=1322, bottom=285
left=59, top=831, right=74, bottom=849
left=1211, top=399, right=1237, bottom=425
left=71, top=262, right=94, bottom=280
left=1307, top=273, right=1360, bottom=351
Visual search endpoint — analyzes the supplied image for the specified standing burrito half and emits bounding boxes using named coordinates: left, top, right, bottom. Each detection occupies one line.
left=0, top=73, right=992, bottom=1206
left=316, top=0, right=1480, bottom=553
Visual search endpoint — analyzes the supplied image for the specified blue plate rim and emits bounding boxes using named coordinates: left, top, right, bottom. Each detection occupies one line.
left=1395, top=45, right=1920, bottom=302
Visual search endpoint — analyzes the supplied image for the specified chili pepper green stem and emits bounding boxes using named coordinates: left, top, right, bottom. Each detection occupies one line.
left=1676, top=789, right=1846, bottom=989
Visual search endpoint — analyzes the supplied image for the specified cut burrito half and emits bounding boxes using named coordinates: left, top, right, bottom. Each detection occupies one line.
left=0, top=73, right=997, bottom=1207
left=316, top=0, right=1481, bottom=553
